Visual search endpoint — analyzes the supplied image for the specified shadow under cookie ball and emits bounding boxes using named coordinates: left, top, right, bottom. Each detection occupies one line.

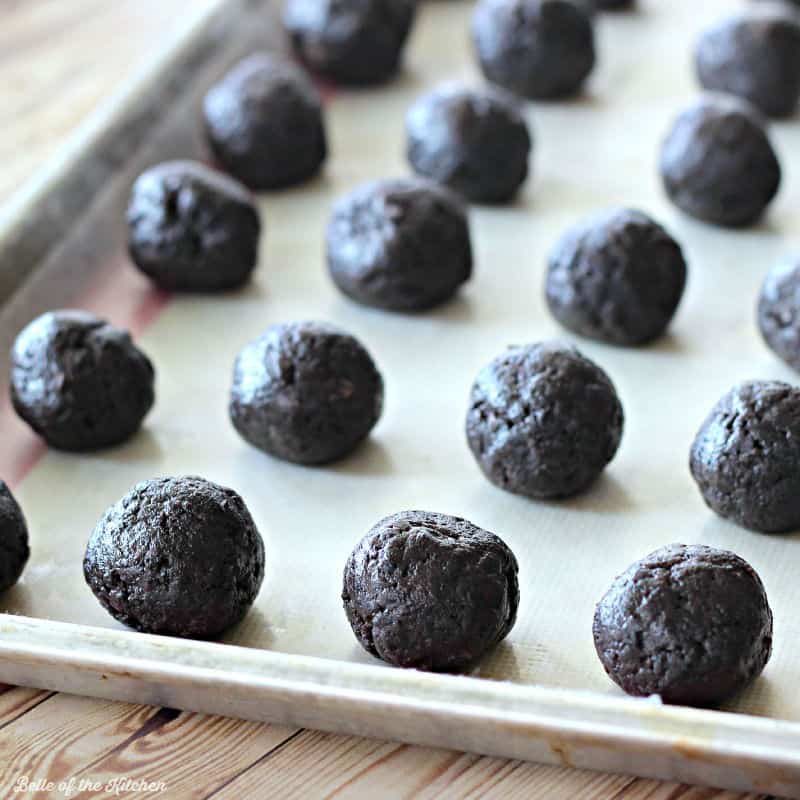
left=203, top=53, right=327, bottom=190
left=472, top=0, right=596, bottom=100
left=406, top=83, right=532, bottom=204
left=466, top=341, right=623, bottom=499
left=342, top=510, right=519, bottom=672
left=690, top=381, right=800, bottom=533
left=11, top=310, right=155, bottom=451
left=758, top=258, right=800, bottom=372
left=283, top=0, right=416, bottom=86
left=84, top=476, right=265, bottom=639
left=592, top=0, right=633, bottom=8
left=546, top=208, right=687, bottom=346
left=0, top=482, right=29, bottom=594
left=326, top=178, right=473, bottom=311
left=127, top=160, right=261, bottom=292
left=660, top=94, right=781, bottom=228
left=229, top=321, right=384, bottom=465
left=695, top=7, right=800, bottom=119
left=593, top=544, right=773, bottom=707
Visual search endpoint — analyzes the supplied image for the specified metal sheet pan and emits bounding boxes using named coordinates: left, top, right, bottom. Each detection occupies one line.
left=0, top=0, right=799, bottom=794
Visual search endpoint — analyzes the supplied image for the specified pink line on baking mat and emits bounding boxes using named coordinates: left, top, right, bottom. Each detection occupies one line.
left=0, top=252, right=173, bottom=490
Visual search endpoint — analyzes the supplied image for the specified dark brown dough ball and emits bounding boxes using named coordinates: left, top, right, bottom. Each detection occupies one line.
left=545, top=208, right=687, bottom=346
left=695, top=7, right=800, bottom=119
left=229, top=321, right=383, bottom=465
left=203, top=53, right=327, bottom=190
left=327, top=178, right=473, bottom=311
left=127, top=160, right=261, bottom=292
left=466, top=341, right=623, bottom=499
left=342, top=510, right=519, bottom=671
left=283, top=0, right=416, bottom=85
left=758, top=258, right=800, bottom=371
left=84, top=476, right=265, bottom=639
left=659, top=94, right=781, bottom=228
left=472, top=0, right=596, bottom=100
left=405, top=83, right=532, bottom=204
left=0, top=482, right=29, bottom=594
left=592, top=0, right=633, bottom=8
left=690, top=381, right=800, bottom=533
left=593, top=544, right=773, bottom=707
left=10, top=311, right=155, bottom=452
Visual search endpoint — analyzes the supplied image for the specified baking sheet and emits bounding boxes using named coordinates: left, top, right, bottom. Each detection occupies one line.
left=1, top=0, right=800, bottom=793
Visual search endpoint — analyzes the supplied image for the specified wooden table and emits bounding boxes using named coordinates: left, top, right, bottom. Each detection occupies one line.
left=0, top=3, right=772, bottom=798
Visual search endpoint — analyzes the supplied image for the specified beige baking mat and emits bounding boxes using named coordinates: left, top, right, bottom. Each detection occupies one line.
left=1, top=0, right=798, bottom=724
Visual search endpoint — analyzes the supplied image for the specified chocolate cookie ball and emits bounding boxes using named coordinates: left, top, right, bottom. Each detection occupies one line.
left=546, top=208, right=687, bottom=346
left=406, top=83, right=532, bottom=204
left=84, top=476, right=265, bottom=639
left=592, top=0, right=633, bottom=8
left=127, top=160, right=261, bottom=292
left=466, top=341, right=623, bottom=499
left=11, top=311, right=155, bottom=451
left=594, top=544, right=773, bottom=707
left=472, top=0, right=596, bottom=100
left=758, top=258, right=800, bottom=371
left=230, top=321, right=383, bottom=465
left=203, top=53, right=327, bottom=190
left=695, top=8, right=800, bottom=119
left=690, top=381, right=800, bottom=533
left=0, top=483, right=29, bottom=594
left=327, top=178, right=473, bottom=311
left=660, top=94, right=781, bottom=228
left=342, top=510, right=519, bottom=671
left=284, top=0, right=416, bottom=85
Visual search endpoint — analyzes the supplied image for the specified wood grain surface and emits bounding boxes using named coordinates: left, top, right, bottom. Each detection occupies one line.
left=0, top=2, right=776, bottom=798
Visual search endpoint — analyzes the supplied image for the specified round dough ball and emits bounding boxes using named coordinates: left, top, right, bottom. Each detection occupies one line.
left=406, top=83, right=532, bottom=204
left=472, top=0, right=596, bottom=100
left=695, top=7, right=800, bottom=119
left=758, top=258, right=800, bottom=371
left=0, top=482, right=29, bottom=594
left=342, top=510, right=519, bottom=671
left=466, top=341, right=624, bottom=499
left=283, top=0, right=416, bottom=85
left=592, top=0, right=633, bottom=8
left=593, top=544, right=773, bottom=706
left=229, top=321, right=384, bottom=465
left=690, top=380, right=800, bottom=533
left=11, top=310, right=155, bottom=451
left=203, top=53, right=327, bottom=190
left=545, top=208, right=687, bottom=346
left=326, top=178, right=473, bottom=311
left=659, top=94, right=781, bottom=228
left=127, top=160, right=261, bottom=291
left=84, top=476, right=265, bottom=639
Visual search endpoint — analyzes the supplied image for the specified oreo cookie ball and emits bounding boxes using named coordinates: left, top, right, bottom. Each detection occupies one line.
left=758, top=258, right=800, bottom=371
left=592, top=0, right=633, bottom=8
left=342, top=510, right=519, bottom=671
left=695, top=7, right=800, bottom=119
left=660, top=94, right=781, bottom=228
left=284, top=0, right=416, bottom=85
left=327, top=178, right=472, bottom=311
left=10, top=311, right=155, bottom=452
left=84, top=476, right=265, bottom=639
left=203, top=53, right=327, bottom=190
left=690, top=381, right=800, bottom=533
left=472, top=0, right=596, bottom=100
left=594, top=544, right=773, bottom=707
left=230, top=321, right=383, bottom=465
left=545, top=208, right=687, bottom=346
left=406, top=83, right=532, bottom=204
left=0, top=482, right=29, bottom=594
left=127, top=160, right=261, bottom=292
left=466, top=341, right=623, bottom=499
